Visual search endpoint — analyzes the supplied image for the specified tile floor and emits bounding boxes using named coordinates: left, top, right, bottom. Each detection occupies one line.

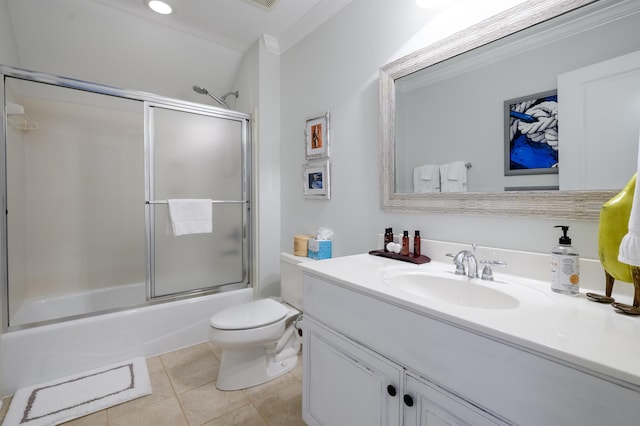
left=0, top=342, right=305, bottom=426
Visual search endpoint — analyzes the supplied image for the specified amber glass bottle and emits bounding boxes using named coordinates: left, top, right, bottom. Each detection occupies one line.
left=414, top=230, right=421, bottom=257
left=384, top=228, right=394, bottom=252
left=401, top=231, right=410, bottom=256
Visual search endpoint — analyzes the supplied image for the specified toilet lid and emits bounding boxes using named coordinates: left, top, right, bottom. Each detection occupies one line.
left=210, top=298, right=289, bottom=330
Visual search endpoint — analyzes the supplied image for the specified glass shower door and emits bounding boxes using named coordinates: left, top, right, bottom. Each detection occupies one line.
left=148, top=105, right=249, bottom=297
left=4, top=77, right=146, bottom=327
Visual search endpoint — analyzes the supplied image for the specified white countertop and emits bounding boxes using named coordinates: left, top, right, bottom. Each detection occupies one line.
left=301, top=252, right=640, bottom=388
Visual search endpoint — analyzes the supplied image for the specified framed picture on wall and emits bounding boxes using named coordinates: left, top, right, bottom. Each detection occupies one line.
left=305, top=112, right=330, bottom=159
left=302, top=160, right=331, bottom=199
left=504, top=90, right=558, bottom=176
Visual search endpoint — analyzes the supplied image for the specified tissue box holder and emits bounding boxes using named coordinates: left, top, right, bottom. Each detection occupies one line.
left=308, top=239, right=332, bottom=260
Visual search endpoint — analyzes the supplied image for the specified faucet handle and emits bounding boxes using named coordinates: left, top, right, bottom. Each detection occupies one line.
left=446, top=252, right=466, bottom=275
left=480, top=260, right=507, bottom=281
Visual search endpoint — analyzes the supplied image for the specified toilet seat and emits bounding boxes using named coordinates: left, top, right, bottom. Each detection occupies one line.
left=210, top=298, right=289, bottom=331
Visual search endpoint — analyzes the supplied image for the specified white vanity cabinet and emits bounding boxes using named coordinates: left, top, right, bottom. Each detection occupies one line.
left=303, top=317, right=402, bottom=426
left=302, top=269, right=640, bottom=426
left=403, top=373, right=507, bottom=426
left=303, top=316, right=506, bottom=426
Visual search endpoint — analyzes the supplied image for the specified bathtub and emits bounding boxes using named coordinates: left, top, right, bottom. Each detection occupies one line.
left=0, top=287, right=253, bottom=396
left=10, top=282, right=147, bottom=327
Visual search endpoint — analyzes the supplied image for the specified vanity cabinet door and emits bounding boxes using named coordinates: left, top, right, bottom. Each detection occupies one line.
left=303, top=317, right=403, bottom=426
left=404, top=373, right=508, bottom=426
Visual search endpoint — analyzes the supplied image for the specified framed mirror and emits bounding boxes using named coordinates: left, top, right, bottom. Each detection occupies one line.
left=380, top=0, right=640, bottom=220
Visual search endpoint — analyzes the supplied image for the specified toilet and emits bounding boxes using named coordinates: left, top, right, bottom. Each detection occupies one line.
left=209, top=252, right=311, bottom=390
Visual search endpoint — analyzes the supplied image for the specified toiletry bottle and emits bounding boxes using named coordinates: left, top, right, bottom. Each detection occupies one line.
left=384, top=228, right=394, bottom=252
left=414, top=230, right=421, bottom=257
left=401, top=231, right=410, bottom=256
left=550, top=225, right=580, bottom=295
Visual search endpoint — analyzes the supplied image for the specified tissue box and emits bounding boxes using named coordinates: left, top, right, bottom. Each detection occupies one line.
left=308, top=239, right=332, bottom=260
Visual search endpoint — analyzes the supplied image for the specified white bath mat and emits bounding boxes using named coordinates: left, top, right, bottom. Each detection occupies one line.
left=2, top=357, right=151, bottom=426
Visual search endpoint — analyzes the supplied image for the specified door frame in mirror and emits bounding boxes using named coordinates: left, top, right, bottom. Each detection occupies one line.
left=379, top=0, right=616, bottom=220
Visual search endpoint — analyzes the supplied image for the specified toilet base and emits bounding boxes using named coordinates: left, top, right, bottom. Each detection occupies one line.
left=215, top=326, right=301, bottom=390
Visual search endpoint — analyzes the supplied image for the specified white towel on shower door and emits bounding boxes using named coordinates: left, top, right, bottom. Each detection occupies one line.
left=167, top=199, right=213, bottom=236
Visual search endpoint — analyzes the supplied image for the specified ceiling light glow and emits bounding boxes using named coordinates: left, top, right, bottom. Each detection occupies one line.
left=147, top=0, right=173, bottom=15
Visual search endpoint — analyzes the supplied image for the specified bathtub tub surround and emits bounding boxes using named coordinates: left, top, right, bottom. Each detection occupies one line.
left=10, top=282, right=146, bottom=327
left=0, top=287, right=253, bottom=397
left=301, top=245, right=640, bottom=425
left=3, top=357, right=151, bottom=426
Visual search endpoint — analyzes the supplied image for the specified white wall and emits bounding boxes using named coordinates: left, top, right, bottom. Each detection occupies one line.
left=4, top=0, right=241, bottom=104
left=255, top=41, right=282, bottom=298
left=281, top=0, right=600, bottom=260
left=0, top=0, right=18, bottom=65
left=233, top=38, right=282, bottom=298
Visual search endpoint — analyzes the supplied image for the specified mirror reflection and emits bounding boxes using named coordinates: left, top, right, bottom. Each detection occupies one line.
left=394, top=1, right=640, bottom=194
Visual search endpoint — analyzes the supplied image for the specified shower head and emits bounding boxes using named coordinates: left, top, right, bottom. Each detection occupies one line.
left=192, top=85, right=229, bottom=109
left=192, top=85, right=209, bottom=95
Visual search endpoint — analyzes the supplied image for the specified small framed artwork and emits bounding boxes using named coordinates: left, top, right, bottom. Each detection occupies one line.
left=302, top=160, right=331, bottom=200
left=305, top=112, right=330, bottom=159
left=504, top=90, right=558, bottom=176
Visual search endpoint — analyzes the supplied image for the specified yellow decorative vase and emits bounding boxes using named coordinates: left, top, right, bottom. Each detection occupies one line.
left=595, top=173, right=640, bottom=311
left=598, top=174, right=635, bottom=282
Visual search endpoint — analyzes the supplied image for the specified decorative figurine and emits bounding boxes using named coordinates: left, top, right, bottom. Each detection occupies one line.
left=590, top=174, right=640, bottom=314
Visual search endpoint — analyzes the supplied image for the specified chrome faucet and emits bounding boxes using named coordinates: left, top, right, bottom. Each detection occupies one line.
left=447, top=244, right=507, bottom=280
left=446, top=245, right=479, bottom=279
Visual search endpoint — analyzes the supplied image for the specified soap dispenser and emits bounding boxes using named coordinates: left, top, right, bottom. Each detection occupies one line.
left=550, top=225, right=580, bottom=295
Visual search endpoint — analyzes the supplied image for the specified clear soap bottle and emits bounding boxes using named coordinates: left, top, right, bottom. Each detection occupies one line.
left=550, top=225, right=580, bottom=295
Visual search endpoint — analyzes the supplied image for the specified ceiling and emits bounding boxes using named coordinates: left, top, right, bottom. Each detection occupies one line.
left=4, top=0, right=354, bottom=100
left=90, top=0, right=353, bottom=54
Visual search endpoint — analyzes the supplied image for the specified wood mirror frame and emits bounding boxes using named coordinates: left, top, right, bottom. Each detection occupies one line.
left=379, top=0, right=618, bottom=220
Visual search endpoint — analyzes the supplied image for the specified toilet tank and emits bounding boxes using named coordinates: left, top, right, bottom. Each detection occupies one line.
left=280, top=252, right=314, bottom=310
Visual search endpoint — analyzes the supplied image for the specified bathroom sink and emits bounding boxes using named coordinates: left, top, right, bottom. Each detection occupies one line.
left=382, top=270, right=520, bottom=309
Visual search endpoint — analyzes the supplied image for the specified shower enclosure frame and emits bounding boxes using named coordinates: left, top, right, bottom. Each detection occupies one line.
left=0, top=65, right=252, bottom=332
